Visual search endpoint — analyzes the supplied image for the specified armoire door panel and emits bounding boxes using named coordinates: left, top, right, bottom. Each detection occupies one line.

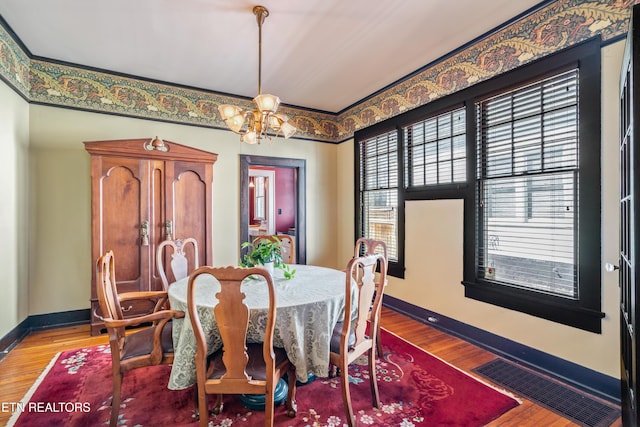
left=172, top=171, right=205, bottom=248
left=166, top=161, right=213, bottom=266
left=97, top=157, right=146, bottom=292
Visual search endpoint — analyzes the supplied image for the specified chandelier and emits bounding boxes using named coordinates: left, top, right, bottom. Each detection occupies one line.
left=218, top=6, right=296, bottom=144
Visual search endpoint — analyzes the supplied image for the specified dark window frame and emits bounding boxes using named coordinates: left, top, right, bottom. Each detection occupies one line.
left=354, top=37, right=602, bottom=332
left=404, top=106, right=468, bottom=188
left=355, top=123, right=405, bottom=278
left=463, top=38, right=603, bottom=333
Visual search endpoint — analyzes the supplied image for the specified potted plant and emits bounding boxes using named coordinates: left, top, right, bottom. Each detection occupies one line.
left=240, top=236, right=296, bottom=279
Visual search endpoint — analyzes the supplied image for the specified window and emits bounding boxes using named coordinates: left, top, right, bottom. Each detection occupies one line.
left=354, top=37, right=602, bottom=331
left=464, top=39, right=602, bottom=333
left=253, top=176, right=266, bottom=220
left=477, top=70, right=578, bottom=298
left=356, top=129, right=401, bottom=276
left=404, top=107, right=466, bottom=187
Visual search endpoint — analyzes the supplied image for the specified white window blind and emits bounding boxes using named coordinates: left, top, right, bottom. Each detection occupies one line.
left=477, top=69, right=578, bottom=298
left=359, top=130, right=399, bottom=262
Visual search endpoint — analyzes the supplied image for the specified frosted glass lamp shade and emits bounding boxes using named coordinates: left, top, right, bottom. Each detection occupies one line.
left=241, top=131, right=258, bottom=144
left=254, top=94, right=280, bottom=113
left=225, top=115, right=246, bottom=133
left=280, top=121, right=297, bottom=139
left=218, top=104, right=243, bottom=120
left=268, top=114, right=283, bottom=130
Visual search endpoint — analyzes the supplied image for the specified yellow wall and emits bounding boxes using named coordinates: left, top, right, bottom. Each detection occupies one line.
left=0, top=81, right=29, bottom=337
left=336, top=41, right=624, bottom=379
left=26, top=105, right=339, bottom=315
left=336, top=141, right=355, bottom=265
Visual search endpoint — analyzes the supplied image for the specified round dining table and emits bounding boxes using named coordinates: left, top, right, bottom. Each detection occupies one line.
left=166, top=264, right=352, bottom=390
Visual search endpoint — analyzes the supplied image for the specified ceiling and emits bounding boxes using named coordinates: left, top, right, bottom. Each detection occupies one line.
left=0, top=0, right=544, bottom=113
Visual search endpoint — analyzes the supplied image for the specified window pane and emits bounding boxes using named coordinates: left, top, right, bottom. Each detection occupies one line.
left=362, top=189, right=398, bottom=261
left=425, top=118, right=438, bottom=141
left=452, top=109, right=465, bottom=135
left=412, top=165, right=425, bottom=186
left=453, top=158, right=466, bottom=182
left=438, top=114, right=452, bottom=138
left=425, top=141, right=437, bottom=164
left=439, top=161, right=452, bottom=184
left=439, top=138, right=452, bottom=161
left=480, top=173, right=576, bottom=297
left=425, top=163, right=438, bottom=185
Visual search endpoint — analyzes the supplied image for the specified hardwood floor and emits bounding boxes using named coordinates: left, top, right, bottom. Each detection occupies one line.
left=0, top=307, right=622, bottom=426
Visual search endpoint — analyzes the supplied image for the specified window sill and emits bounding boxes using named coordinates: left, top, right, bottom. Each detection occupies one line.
left=388, top=263, right=405, bottom=279
left=462, top=280, right=604, bottom=333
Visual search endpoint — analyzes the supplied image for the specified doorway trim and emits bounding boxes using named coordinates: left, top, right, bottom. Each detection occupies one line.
left=240, top=155, right=306, bottom=264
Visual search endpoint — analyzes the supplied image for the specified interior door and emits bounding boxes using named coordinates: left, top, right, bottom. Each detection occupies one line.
left=619, top=5, right=639, bottom=424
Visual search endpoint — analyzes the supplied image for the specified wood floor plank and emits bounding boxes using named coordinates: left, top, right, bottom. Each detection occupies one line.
left=0, top=307, right=622, bottom=426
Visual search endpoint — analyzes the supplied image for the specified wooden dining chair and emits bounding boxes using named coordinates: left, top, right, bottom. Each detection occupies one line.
left=253, top=234, right=295, bottom=264
left=95, top=250, right=185, bottom=427
left=354, top=237, right=387, bottom=262
left=354, top=238, right=388, bottom=357
left=187, top=265, right=297, bottom=427
left=156, top=237, right=199, bottom=290
left=330, top=253, right=388, bottom=427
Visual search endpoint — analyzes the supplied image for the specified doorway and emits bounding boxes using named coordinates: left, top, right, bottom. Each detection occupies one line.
left=240, top=155, right=306, bottom=264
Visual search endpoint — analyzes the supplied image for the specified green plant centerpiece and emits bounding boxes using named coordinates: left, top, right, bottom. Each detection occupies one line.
left=240, top=236, right=296, bottom=279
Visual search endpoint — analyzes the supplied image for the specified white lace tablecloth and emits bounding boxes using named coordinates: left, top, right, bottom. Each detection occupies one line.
left=167, top=264, right=350, bottom=390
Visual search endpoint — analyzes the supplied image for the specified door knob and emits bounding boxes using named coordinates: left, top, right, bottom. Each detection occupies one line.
left=605, top=262, right=619, bottom=272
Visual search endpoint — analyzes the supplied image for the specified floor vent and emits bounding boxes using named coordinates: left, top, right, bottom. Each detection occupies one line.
left=472, top=359, right=620, bottom=427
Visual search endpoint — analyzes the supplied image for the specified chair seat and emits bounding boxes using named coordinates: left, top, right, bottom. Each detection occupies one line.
left=207, top=344, right=289, bottom=381
left=329, top=321, right=356, bottom=354
left=121, top=322, right=174, bottom=360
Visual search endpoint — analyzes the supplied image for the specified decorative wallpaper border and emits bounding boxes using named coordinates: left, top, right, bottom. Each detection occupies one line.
left=0, top=0, right=633, bottom=143
left=0, top=17, right=29, bottom=98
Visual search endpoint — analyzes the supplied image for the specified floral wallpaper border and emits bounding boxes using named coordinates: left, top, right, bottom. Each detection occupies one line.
left=0, top=0, right=633, bottom=143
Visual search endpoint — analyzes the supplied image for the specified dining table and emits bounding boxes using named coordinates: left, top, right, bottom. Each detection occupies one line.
left=166, top=263, right=354, bottom=390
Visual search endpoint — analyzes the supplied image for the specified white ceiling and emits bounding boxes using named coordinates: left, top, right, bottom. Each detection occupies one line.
left=0, top=0, right=543, bottom=113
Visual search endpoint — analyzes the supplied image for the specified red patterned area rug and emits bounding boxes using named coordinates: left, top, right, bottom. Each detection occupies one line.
left=8, top=328, right=519, bottom=426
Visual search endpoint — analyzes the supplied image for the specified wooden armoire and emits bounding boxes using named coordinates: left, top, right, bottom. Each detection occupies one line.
left=84, top=137, right=218, bottom=335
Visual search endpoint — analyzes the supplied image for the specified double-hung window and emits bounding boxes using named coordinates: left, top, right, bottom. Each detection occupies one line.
left=477, top=70, right=579, bottom=297
left=464, top=39, right=602, bottom=332
left=356, top=129, right=402, bottom=276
